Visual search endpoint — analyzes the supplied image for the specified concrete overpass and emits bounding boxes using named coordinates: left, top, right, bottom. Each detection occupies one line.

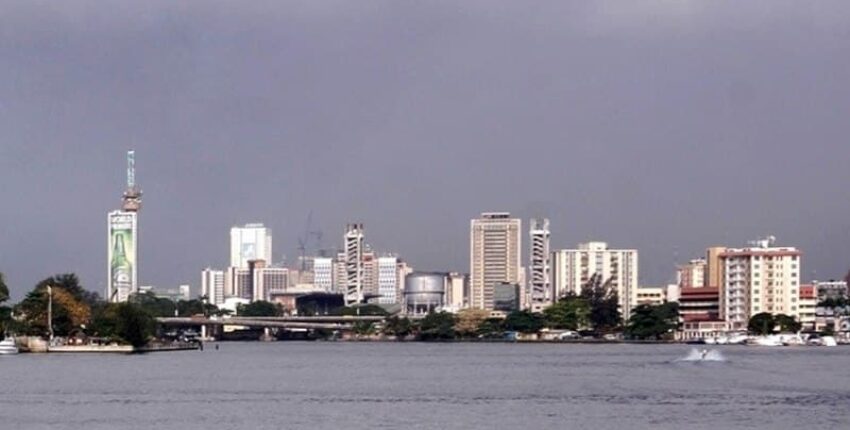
left=156, top=315, right=387, bottom=338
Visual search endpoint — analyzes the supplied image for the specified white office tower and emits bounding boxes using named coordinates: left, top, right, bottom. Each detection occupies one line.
left=470, top=213, right=522, bottom=310
left=529, top=218, right=551, bottom=311
left=201, top=269, right=225, bottom=305
left=551, top=242, right=639, bottom=319
left=720, top=237, right=802, bottom=330
left=313, top=257, right=334, bottom=291
left=344, top=223, right=365, bottom=306
left=677, top=258, right=707, bottom=288
left=445, top=272, right=468, bottom=310
left=377, top=256, right=400, bottom=304
left=230, top=223, right=273, bottom=268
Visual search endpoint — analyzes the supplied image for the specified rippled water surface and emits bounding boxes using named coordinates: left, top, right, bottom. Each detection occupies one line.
left=2, top=343, right=849, bottom=429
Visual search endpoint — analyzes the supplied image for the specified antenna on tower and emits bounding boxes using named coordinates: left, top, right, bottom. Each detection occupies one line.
left=122, top=150, right=142, bottom=212
left=127, top=150, right=135, bottom=189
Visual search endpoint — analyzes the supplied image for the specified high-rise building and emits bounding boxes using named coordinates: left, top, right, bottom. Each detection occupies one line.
left=230, top=223, right=272, bottom=268
left=107, top=151, right=142, bottom=303
left=705, top=247, right=726, bottom=288
left=529, top=218, right=551, bottom=311
left=377, top=256, right=400, bottom=304
left=253, top=265, right=289, bottom=302
left=470, top=213, right=521, bottom=310
left=719, top=237, right=801, bottom=330
left=344, top=223, right=365, bottom=306
left=362, top=247, right=378, bottom=300
left=226, top=266, right=252, bottom=301
left=677, top=258, right=706, bottom=289
left=551, top=241, right=639, bottom=319
left=445, top=272, right=468, bottom=310
left=313, top=257, right=334, bottom=291
left=202, top=268, right=225, bottom=306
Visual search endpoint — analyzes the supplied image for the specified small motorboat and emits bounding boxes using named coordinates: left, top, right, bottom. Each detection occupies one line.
left=0, top=337, right=19, bottom=355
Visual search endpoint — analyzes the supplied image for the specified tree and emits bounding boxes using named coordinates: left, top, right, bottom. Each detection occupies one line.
left=237, top=300, right=282, bottom=317
left=504, top=310, right=544, bottom=334
left=543, top=295, right=591, bottom=330
left=177, top=299, right=206, bottom=317
left=113, top=303, right=156, bottom=348
left=455, top=309, right=490, bottom=338
left=14, top=274, right=93, bottom=336
left=352, top=321, right=376, bottom=336
left=476, top=318, right=504, bottom=339
left=0, top=272, right=9, bottom=304
left=133, top=292, right=177, bottom=317
left=748, top=312, right=775, bottom=335
left=580, top=274, right=621, bottom=333
left=418, top=312, right=456, bottom=341
left=625, top=303, right=680, bottom=340
left=774, top=314, right=801, bottom=333
left=382, top=316, right=414, bottom=339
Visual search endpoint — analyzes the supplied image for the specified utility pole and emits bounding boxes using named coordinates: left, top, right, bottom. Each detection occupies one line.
left=47, top=285, right=54, bottom=342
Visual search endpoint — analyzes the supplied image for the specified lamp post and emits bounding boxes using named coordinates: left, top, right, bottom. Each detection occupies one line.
left=46, top=285, right=54, bottom=342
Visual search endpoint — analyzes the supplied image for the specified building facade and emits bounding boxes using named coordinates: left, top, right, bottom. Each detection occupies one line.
left=469, top=213, right=521, bottom=310
left=719, top=238, right=802, bottom=330
left=230, top=223, right=272, bottom=268
left=313, top=257, right=334, bottom=291
left=677, top=258, right=706, bottom=289
left=528, top=218, right=552, bottom=312
left=201, top=268, right=226, bottom=306
left=344, top=223, right=365, bottom=306
left=551, top=241, right=639, bottom=319
left=377, top=256, right=400, bottom=304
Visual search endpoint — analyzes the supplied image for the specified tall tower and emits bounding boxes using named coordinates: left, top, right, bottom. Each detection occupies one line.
left=344, top=223, right=365, bottom=306
left=529, top=218, right=551, bottom=311
left=470, top=213, right=521, bottom=310
left=108, top=151, right=142, bottom=302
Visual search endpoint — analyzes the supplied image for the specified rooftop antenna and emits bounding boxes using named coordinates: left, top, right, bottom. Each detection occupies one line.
left=122, top=150, right=142, bottom=212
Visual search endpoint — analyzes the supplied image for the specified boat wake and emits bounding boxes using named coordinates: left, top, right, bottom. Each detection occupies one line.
left=675, top=348, right=726, bottom=362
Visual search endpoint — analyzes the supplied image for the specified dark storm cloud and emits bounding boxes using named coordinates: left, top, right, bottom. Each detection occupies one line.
left=2, top=1, right=850, bottom=298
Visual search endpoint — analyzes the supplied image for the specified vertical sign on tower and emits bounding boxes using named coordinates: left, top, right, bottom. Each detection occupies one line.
left=108, top=211, right=138, bottom=302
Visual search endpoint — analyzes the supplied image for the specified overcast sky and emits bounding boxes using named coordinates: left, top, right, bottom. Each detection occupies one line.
left=2, top=1, right=849, bottom=299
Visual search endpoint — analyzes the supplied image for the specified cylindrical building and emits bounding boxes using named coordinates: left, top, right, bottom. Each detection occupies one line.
left=404, top=272, right=445, bottom=316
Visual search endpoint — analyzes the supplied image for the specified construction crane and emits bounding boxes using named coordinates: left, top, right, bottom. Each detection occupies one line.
left=297, top=211, right=324, bottom=272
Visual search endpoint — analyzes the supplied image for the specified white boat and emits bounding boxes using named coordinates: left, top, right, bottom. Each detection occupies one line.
left=0, top=337, right=19, bottom=355
left=748, top=335, right=783, bottom=346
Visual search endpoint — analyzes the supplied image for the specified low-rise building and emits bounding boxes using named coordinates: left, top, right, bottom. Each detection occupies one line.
left=798, top=285, right=817, bottom=331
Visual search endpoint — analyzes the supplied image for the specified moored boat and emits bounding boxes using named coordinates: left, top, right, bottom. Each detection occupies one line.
left=0, top=337, right=19, bottom=355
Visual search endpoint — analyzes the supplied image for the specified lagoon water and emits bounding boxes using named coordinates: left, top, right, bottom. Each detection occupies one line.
left=2, top=343, right=849, bottom=429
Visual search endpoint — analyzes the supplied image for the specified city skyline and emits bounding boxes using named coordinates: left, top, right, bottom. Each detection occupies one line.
left=2, top=2, right=850, bottom=298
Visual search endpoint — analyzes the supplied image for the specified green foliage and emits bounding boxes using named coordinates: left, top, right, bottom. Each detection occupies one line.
left=89, top=302, right=155, bottom=347
left=14, top=274, right=93, bottom=336
left=476, top=318, right=504, bottom=339
left=237, top=300, right=282, bottom=317
left=625, top=303, right=680, bottom=340
left=774, top=314, right=801, bottom=333
left=748, top=312, right=775, bottom=335
left=177, top=299, right=206, bottom=317
left=132, top=292, right=177, bottom=317
left=503, top=310, right=544, bottom=334
left=352, top=321, right=376, bottom=336
left=544, top=295, right=591, bottom=330
left=418, top=312, right=456, bottom=341
left=580, top=274, right=622, bottom=333
left=0, top=272, right=9, bottom=304
left=0, top=306, right=11, bottom=335
left=382, top=316, right=414, bottom=339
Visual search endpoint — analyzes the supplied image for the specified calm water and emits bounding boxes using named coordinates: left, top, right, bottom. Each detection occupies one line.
left=2, top=343, right=850, bottom=429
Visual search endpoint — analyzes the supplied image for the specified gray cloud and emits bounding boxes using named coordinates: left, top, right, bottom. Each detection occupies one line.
left=2, top=1, right=849, bottom=299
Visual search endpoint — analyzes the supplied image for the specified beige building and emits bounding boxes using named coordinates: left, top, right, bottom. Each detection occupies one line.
left=720, top=238, right=802, bottom=330
left=551, top=241, right=639, bottom=319
left=677, top=258, right=706, bottom=289
left=635, top=287, right=666, bottom=307
left=470, top=213, right=521, bottom=310
left=705, top=246, right=726, bottom=288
